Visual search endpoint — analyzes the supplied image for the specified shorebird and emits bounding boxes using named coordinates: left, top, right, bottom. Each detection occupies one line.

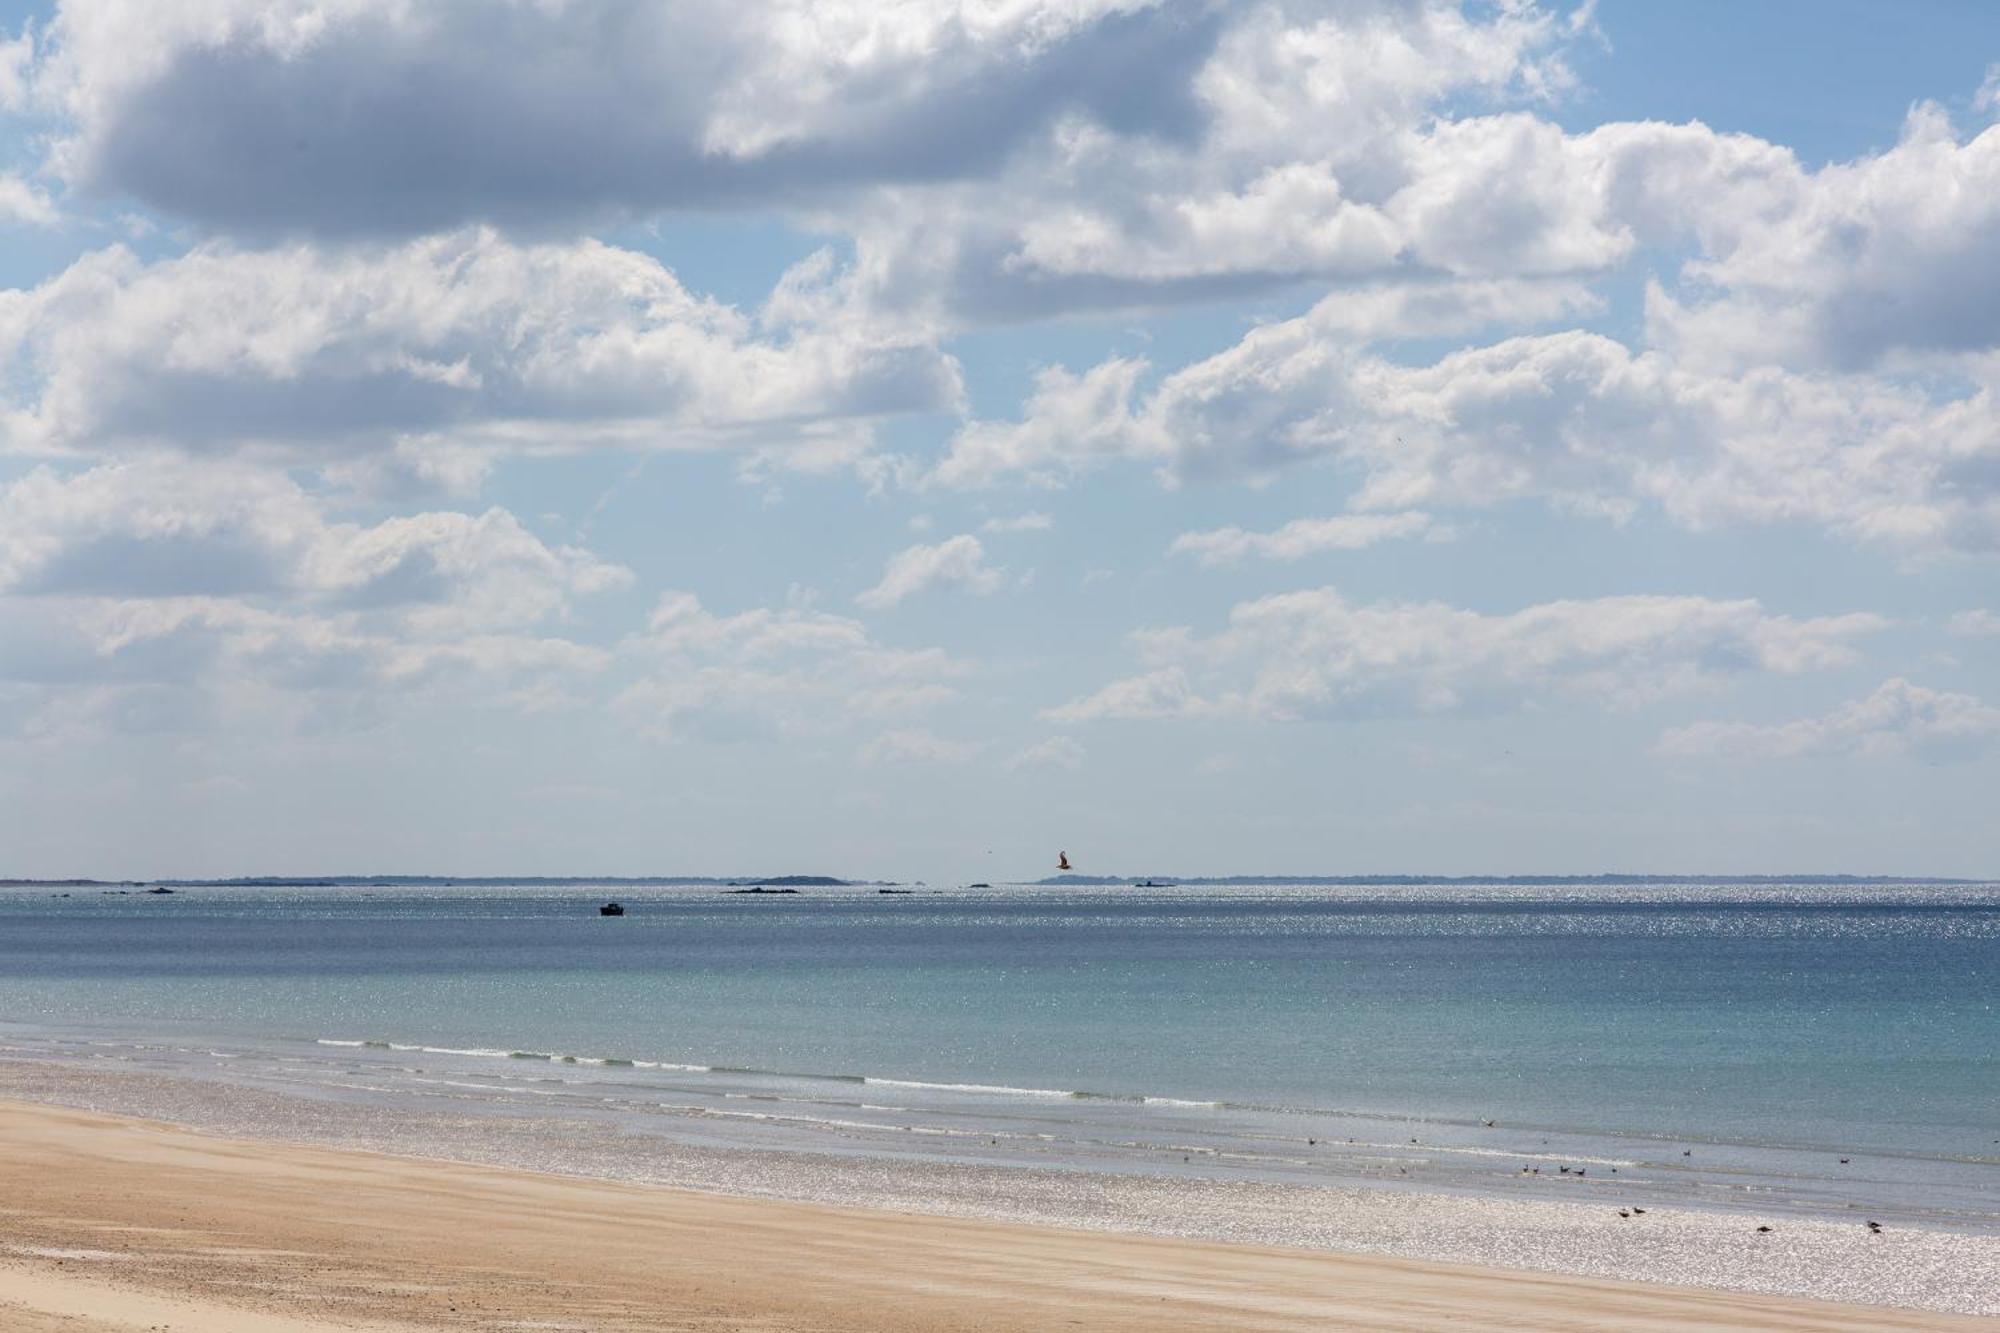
left=1756, top=1225, right=1773, bottom=1233
left=1839, top=1157, right=1850, bottom=1164
left=1632, top=1208, right=1647, bottom=1215
left=1618, top=1210, right=1630, bottom=1218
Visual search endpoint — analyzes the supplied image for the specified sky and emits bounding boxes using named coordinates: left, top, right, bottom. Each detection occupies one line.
left=0, top=1, right=1996, bottom=882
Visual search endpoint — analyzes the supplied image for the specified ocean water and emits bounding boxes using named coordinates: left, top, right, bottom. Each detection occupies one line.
left=1, top=881, right=1995, bottom=1235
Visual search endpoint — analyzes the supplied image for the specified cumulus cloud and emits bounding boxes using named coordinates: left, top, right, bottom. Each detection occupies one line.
left=1171, top=511, right=1438, bottom=565
left=617, top=591, right=962, bottom=741
left=14, top=0, right=1616, bottom=324
left=0, top=461, right=629, bottom=629
left=1048, top=589, right=1885, bottom=723
left=1006, top=735, right=1085, bottom=770
left=1648, top=110, right=2000, bottom=372
left=0, top=229, right=957, bottom=461
left=25, top=0, right=1216, bottom=236
left=0, top=454, right=636, bottom=742
left=932, top=318, right=2000, bottom=553
left=0, top=174, right=57, bottom=226
left=856, top=534, right=1003, bottom=609
left=1658, top=678, right=2000, bottom=763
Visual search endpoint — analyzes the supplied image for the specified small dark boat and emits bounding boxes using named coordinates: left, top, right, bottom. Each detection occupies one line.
left=725, top=886, right=798, bottom=894
left=145, top=886, right=175, bottom=894
left=966, top=882, right=992, bottom=889
left=599, top=902, right=625, bottom=916
left=1133, top=880, right=1165, bottom=887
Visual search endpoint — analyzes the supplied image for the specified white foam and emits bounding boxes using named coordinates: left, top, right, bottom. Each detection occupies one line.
left=866, top=1077, right=1073, bottom=1099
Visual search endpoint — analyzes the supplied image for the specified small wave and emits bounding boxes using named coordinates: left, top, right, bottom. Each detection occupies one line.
left=865, top=1077, right=1073, bottom=1099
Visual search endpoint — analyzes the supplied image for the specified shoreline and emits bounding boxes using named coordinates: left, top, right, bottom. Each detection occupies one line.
left=1, top=1097, right=1992, bottom=1332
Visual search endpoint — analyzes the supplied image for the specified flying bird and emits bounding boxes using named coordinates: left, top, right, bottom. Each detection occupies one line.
left=1057, top=851, right=1072, bottom=870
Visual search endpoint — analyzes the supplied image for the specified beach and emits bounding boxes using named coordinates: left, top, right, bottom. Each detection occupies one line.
left=2, top=1097, right=1990, bottom=1332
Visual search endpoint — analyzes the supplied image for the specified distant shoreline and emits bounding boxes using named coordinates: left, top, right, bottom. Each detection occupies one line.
left=1, top=872, right=1990, bottom=888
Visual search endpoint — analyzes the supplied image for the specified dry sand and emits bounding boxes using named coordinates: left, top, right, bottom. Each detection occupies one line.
left=0, top=1099, right=1987, bottom=1332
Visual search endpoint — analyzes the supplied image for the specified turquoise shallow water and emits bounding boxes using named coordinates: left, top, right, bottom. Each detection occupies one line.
left=1, top=881, right=1994, bottom=1228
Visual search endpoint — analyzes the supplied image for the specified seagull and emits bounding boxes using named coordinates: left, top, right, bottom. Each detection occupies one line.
left=1482, top=1118, right=1497, bottom=1127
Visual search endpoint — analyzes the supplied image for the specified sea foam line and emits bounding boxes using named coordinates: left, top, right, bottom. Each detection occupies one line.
left=308, top=1038, right=1230, bottom=1109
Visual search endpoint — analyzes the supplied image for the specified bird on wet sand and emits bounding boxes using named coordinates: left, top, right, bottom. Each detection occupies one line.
left=1756, top=1225, right=1773, bottom=1233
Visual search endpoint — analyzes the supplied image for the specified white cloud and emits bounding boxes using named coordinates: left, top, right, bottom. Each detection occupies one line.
left=933, top=319, right=2000, bottom=553
left=1006, top=735, right=1085, bottom=770
left=0, top=456, right=634, bottom=742
left=617, top=591, right=962, bottom=741
left=1658, top=678, right=2000, bottom=763
left=823, top=3, right=1600, bottom=325
left=1978, top=64, right=2000, bottom=116
left=1648, top=110, right=2000, bottom=372
left=981, top=511, right=1053, bottom=534
left=0, top=588, right=617, bottom=744
left=1049, top=590, right=1885, bottom=723
left=0, top=174, right=57, bottom=226
left=1171, top=512, right=1438, bottom=566
left=0, top=460, right=629, bottom=630
left=860, top=728, right=983, bottom=765
left=0, top=229, right=957, bottom=462
left=1947, top=609, right=2000, bottom=638
left=25, top=0, right=1209, bottom=236
left=856, top=534, right=1004, bottom=609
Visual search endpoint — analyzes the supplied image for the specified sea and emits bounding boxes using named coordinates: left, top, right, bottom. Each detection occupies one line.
left=1, top=880, right=1996, bottom=1310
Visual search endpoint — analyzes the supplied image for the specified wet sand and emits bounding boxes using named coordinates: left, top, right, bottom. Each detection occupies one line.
left=0, top=1099, right=1989, bottom=1332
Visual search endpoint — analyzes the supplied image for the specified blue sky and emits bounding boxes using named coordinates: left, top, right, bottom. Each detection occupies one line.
left=0, top=1, right=1995, bottom=881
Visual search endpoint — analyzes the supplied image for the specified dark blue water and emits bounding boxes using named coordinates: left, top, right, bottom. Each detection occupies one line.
left=1, top=882, right=1994, bottom=1223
